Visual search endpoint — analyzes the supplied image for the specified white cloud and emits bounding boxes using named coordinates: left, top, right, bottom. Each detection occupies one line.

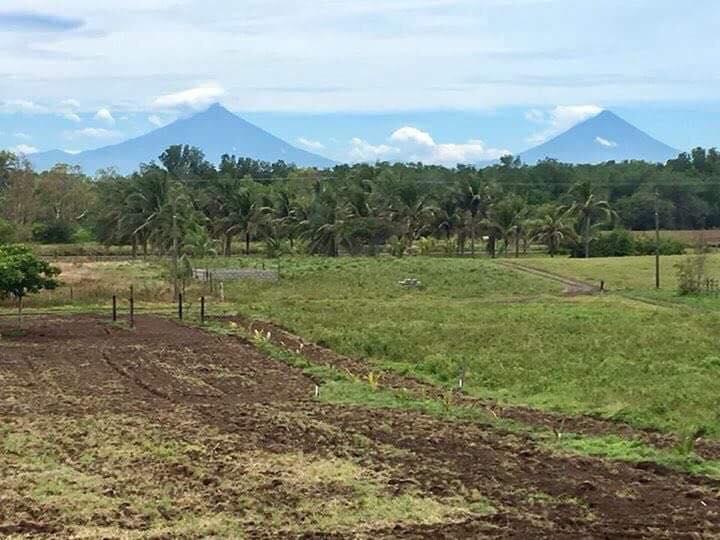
left=379, top=125, right=509, bottom=164
left=595, top=136, right=618, bottom=148
left=153, top=84, right=226, bottom=110
left=349, top=137, right=400, bottom=161
left=527, top=105, right=603, bottom=144
left=11, top=144, right=39, bottom=155
left=433, top=140, right=508, bottom=163
left=13, top=132, right=31, bottom=140
left=0, top=99, right=47, bottom=114
left=296, top=137, right=326, bottom=150
left=94, top=108, right=115, bottom=125
left=148, top=114, right=169, bottom=127
left=390, top=126, right=435, bottom=147
left=67, top=127, right=122, bottom=139
left=63, top=112, right=82, bottom=122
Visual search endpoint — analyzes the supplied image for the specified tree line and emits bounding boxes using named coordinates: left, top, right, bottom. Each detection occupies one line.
left=1, top=145, right=719, bottom=258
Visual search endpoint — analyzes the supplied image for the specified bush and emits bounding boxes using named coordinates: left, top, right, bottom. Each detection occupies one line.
left=0, top=219, right=14, bottom=244
left=570, top=229, right=634, bottom=258
left=569, top=229, right=687, bottom=258
left=31, top=222, right=75, bottom=244
left=387, top=236, right=408, bottom=258
left=676, top=253, right=707, bottom=295
left=71, top=226, right=95, bottom=244
left=634, top=235, right=686, bottom=256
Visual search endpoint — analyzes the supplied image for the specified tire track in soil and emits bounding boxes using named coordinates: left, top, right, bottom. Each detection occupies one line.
left=2, top=315, right=720, bottom=538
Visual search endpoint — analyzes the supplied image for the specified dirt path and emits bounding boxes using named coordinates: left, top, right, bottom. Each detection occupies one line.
left=1, top=315, right=719, bottom=538
left=496, top=260, right=601, bottom=295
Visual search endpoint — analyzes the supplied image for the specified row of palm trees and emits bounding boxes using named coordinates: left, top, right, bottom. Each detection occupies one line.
left=95, top=165, right=614, bottom=259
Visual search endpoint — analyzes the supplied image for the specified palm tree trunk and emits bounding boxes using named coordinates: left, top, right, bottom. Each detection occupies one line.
left=515, top=235, right=520, bottom=258
left=245, top=232, right=250, bottom=256
left=224, top=235, right=232, bottom=257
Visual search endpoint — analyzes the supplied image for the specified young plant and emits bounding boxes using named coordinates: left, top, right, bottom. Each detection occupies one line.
left=366, top=371, right=382, bottom=390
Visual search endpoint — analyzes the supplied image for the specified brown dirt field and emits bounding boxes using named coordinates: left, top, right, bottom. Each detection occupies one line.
left=1, top=315, right=719, bottom=538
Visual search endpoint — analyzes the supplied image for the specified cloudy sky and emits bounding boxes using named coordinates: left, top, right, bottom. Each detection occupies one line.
left=1, top=0, right=719, bottom=163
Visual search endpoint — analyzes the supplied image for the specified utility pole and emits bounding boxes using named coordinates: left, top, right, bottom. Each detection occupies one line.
left=655, top=189, right=660, bottom=289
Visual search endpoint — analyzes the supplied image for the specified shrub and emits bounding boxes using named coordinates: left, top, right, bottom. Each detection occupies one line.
left=265, top=237, right=290, bottom=259
left=416, top=237, right=437, bottom=256
left=31, top=222, right=75, bottom=244
left=0, top=219, right=14, bottom=244
left=387, top=236, right=408, bottom=258
left=71, top=226, right=95, bottom=244
left=570, top=229, right=634, bottom=257
left=569, top=229, right=687, bottom=258
left=676, top=253, right=707, bottom=295
left=634, top=235, right=686, bottom=256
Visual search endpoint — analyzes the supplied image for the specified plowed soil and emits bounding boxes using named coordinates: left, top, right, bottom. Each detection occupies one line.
left=1, top=315, right=719, bottom=538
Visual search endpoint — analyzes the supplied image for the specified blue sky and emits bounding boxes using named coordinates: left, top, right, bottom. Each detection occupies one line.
left=1, top=0, right=719, bottom=163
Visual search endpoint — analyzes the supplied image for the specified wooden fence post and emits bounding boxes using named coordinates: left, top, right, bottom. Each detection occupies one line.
left=129, top=286, right=135, bottom=328
left=112, top=295, right=117, bottom=322
left=178, top=293, right=183, bottom=321
left=200, top=296, right=205, bottom=325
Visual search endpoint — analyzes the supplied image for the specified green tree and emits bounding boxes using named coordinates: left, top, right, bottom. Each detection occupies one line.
left=565, top=180, right=615, bottom=259
left=0, top=245, right=60, bottom=319
left=532, top=207, right=576, bottom=257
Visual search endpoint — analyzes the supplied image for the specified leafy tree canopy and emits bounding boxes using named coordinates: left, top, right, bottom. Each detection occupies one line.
left=0, top=245, right=60, bottom=301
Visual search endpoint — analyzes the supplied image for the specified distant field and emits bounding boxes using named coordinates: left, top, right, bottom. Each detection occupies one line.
left=631, top=229, right=720, bottom=246
left=521, top=253, right=720, bottom=291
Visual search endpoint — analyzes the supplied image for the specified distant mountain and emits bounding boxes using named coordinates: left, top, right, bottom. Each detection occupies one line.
left=30, top=103, right=335, bottom=174
left=518, top=110, right=680, bottom=165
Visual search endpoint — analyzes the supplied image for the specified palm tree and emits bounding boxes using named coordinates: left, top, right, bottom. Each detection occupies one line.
left=455, top=177, right=489, bottom=256
left=372, top=173, right=435, bottom=244
left=121, top=166, right=172, bottom=256
left=302, top=184, right=355, bottom=256
left=221, top=183, right=271, bottom=256
left=482, top=196, right=528, bottom=257
left=564, top=180, right=615, bottom=258
left=532, top=206, right=576, bottom=257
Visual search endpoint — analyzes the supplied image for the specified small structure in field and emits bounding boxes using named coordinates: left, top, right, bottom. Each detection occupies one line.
left=398, top=277, right=423, bottom=289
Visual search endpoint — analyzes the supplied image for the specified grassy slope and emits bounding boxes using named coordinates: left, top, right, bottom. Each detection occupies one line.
left=215, top=256, right=720, bottom=436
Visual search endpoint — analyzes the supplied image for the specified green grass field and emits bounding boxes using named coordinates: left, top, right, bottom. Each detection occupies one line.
left=521, top=253, right=720, bottom=291
left=209, top=256, right=720, bottom=437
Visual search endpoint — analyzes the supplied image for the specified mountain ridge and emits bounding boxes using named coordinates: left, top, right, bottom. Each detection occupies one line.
left=30, top=103, right=335, bottom=174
